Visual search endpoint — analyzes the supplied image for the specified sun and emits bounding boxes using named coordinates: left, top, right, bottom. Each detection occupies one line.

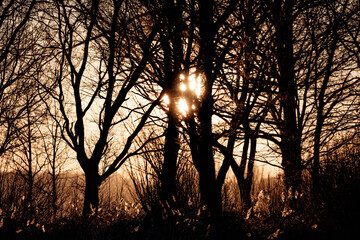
left=161, top=69, right=202, bottom=117
left=177, top=98, right=189, bottom=115
left=177, top=70, right=202, bottom=116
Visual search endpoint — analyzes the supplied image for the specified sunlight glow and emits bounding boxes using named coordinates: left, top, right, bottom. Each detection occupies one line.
left=188, top=75, right=202, bottom=97
left=195, top=84, right=201, bottom=97
left=175, top=69, right=204, bottom=116
left=177, top=98, right=189, bottom=116
left=182, top=73, right=202, bottom=96
left=174, top=69, right=204, bottom=116
left=179, top=83, right=187, bottom=91
left=162, top=94, right=170, bottom=105
left=189, top=74, right=197, bottom=90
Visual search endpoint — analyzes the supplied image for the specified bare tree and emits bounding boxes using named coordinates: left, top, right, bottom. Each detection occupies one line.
left=183, top=0, right=240, bottom=221
left=0, top=0, right=37, bottom=156
left=211, top=0, right=275, bottom=213
left=137, top=0, right=197, bottom=212
left=42, top=0, right=162, bottom=216
left=298, top=0, right=360, bottom=196
left=11, top=89, right=47, bottom=221
left=0, top=0, right=56, bottom=223
left=257, top=0, right=360, bottom=205
left=264, top=0, right=304, bottom=202
left=40, top=105, right=68, bottom=219
left=150, top=0, right=184, bottom=208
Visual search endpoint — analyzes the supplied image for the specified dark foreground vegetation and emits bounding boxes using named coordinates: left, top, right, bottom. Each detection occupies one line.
left=1, top=0, right=360, bottom=239
left=1, top=185, right=360, bottom=239
left=1, top=141, right=360, bottom=239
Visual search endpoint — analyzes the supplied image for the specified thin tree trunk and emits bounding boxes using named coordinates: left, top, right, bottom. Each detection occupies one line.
left=243, top=135, right=257, bottom=212
left=51, top=166, right=58, bottom=216
left=312, top=116, right=323, bottom=197
left=51, top=127, right=59, bottom=217
left=24, top=104, right=34, bottom=220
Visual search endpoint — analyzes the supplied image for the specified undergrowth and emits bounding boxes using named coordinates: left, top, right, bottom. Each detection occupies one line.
left=1, top=151, right=360, bottom=239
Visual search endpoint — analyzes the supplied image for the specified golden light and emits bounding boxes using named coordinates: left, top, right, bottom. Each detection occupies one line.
left=181, top=72, right=202, bottom=95
left=195, top=82, right=201, bottom=97
left=176, top=69, right=203, bottom=116
left=188, top=74, right=202, bottom=97
left=177, top=98, right=189, bottom=116
left=161, top=69, right=203, bottom=117
left=179, top=83, right=187, bottom=91
left=189, top=74, right=197, bottom=90
left=162, top=94, right=170, bottom=105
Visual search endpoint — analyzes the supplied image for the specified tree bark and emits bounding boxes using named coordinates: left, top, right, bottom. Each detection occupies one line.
left=196, top=0, right=222, bottom=220
left=194, top=90, right=221, bottom=218
left=272, top=0, right=302, bottom=200
left=312, top=115, right=323, bottom=197
left=243, top=136, right=256, bottom=211
left=161, top=101, right=180, bottom=207
left=82, top=164, right=100, bottom=216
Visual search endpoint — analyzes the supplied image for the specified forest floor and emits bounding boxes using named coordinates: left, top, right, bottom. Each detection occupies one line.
left=1, top=203, right=358, bottom=240
left=2, top=171, right=359, bottom=239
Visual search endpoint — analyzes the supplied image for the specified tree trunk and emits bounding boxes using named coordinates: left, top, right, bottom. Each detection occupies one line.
left=243, top=135, right=257, bottom=212
left=51, top=164, right=58, bottom=217
left=161, top=102, right=180, bottom=207
left=196, top=0, right=222, bottom=220
left=197, top=92, right=222, bottom=219
left=82, top=164, right=100, bottom=216
left=312, top=114, right=323, bottom=197
left=272, top=0, right=302, bottom=202
left=188, top=90, right=221, bottom=219
left=281, top=140, right=302, bottom=203
left=24, top=106, right=34, bottom=220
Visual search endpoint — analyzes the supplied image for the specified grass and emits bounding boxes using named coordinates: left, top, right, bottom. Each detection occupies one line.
left=1, top=179, right=359, bottom=240
left=1, top=149, right=360, bottom=239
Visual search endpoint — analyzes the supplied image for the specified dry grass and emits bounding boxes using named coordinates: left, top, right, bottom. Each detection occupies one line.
left=1, top=145, right=360, bottom=239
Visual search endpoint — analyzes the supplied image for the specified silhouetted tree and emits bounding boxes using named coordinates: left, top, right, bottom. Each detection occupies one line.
left=184, top=0, right=240, bottom=222
left=259, top=0, right=360, bottom=205
left=265, top=0, right=304, bottom=202
left=304, top=0, right=360, bottom=196
left=43, top=0, right=161, bottom=216
left=0, top=0, right=54, bottom=222
left=11, top=90, right=47, bottom=221
left=0, top=0, right=37, bottom=156
left=40, top=106, right=68, bottom=218
left=213, top=0, right=274, bottom=213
